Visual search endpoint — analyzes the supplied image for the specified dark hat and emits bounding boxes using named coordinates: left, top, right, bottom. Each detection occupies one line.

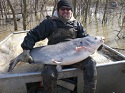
left=57, top=0, right=73, bottom=11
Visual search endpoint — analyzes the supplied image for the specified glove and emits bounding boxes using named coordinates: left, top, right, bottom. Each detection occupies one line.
left=20, top=50, right=33, bottom=63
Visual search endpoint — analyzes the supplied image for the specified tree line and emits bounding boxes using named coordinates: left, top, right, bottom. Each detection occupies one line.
left=0, top=0, right=124, bottom=32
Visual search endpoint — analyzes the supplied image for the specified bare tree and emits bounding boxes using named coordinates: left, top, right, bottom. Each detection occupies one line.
left=73, top=0, right=77, bottom=18
left=34, top=0, right=38, bottom=16
left=6, top=0, right=18, bottom=30
left=0, top=1, right=4, bottom=25
left=52, top=0, right=58, bottom=16
left=116, top=16, right=125, bottom=39
left=95, top=0, right=99, bottom=14
left=84, top=0, right=89, bottom=23
left=0, top=1, right=3, bottom=17
left=22, top=0, right=27, bottom=30
left=102, top=0, right=108, bottom=24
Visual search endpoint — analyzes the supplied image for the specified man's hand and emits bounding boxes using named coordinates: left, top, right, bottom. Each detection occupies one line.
left=20, top=50, right=33, bottom=63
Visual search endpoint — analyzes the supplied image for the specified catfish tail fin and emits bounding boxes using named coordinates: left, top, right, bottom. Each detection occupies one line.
left=8, top=57, right=20, bottom=72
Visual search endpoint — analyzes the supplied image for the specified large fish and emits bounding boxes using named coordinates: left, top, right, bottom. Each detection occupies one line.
left=8, top=36, right=104, bottom=72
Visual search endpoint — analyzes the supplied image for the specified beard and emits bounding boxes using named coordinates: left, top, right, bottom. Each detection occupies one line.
left=61, top=13, right=72, bottom=20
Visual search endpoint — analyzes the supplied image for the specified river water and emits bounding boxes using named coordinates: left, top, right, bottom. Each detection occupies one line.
left=84, top=10, right=125, bottom=55
left=0, top=7, right=125, bottom=55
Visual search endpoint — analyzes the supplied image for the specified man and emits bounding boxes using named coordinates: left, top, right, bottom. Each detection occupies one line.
left=21, top=0, right=97, bottom=93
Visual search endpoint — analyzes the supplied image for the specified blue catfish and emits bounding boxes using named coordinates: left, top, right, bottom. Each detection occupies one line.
left=8, top=36, right=104, bottom=72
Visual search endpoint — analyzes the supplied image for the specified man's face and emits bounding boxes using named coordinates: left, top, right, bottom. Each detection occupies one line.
left=58, top=6, right=72, bottom=20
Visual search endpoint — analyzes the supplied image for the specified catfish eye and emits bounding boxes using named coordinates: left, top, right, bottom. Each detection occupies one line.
left=80, top=41, right=82, bottom=45
left=95, top=37, right=97, bottom=40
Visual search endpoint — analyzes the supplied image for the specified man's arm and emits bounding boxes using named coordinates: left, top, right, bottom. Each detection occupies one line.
left=76, top=22, right=89, bottom=38
left=20, top=19, right=53, bottom=62
left=21, top=19, right=53, bottom=50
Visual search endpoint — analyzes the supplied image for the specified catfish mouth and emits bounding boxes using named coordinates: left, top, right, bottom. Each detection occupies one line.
left=97, top=45, right=103, bottom=51
left=98, top=37, right=105, bottom=51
